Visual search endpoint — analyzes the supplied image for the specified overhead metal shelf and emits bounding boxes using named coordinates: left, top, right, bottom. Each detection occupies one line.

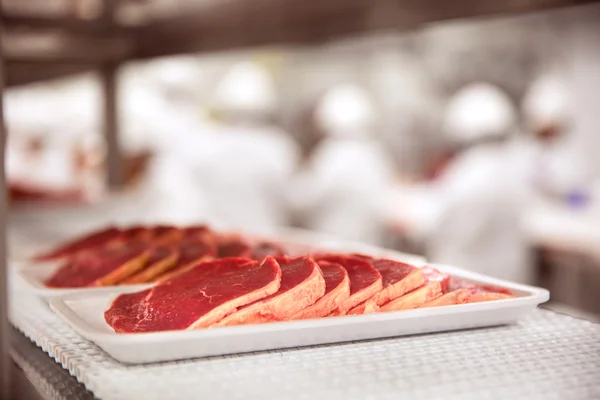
left=2, top=0, right=598, bottom=86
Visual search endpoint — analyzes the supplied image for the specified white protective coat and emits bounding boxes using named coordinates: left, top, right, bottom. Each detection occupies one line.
left=423, top=83, right=533, bottom=283
left=191, top=61, right=300, bottom=231
left=291, top=84, right=396, bottom=245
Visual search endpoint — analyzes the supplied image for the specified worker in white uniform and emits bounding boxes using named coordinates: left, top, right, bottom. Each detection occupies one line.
left=422, top=83, right=533, bottom=283
left=520, top=73, right=588, bottom=205
left=119, top=60, right=211, bottom=225
left=289, top=84, right=396, bottom=245
left=197, top=61, right=301, bottom=231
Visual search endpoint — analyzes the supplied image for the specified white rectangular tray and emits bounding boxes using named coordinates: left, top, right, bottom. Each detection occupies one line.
left=48, top=262, right=549, bottom=364
left=15, top=227, right=426, bottom=297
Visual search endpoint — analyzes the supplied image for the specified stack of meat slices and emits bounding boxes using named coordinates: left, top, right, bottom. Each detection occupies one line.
left=36, top=224, right=517, bottom=333
left=41, top=225, right=289, bottom=288
left=103, top=251, right=516, bottom=333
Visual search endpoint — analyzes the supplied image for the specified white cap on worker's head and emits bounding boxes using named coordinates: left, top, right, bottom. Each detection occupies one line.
left=213, top=61, right=276, bottom=115
left=315, top=84, right=376, bottom=138
left=443, top=83, right=516, bottom=145
left=522, top=74, right=569, bottom=131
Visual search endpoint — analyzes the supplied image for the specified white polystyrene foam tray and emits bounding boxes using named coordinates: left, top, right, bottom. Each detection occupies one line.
left=15, top=227, right=426, bottom=297
left=49, top=259, right=549, bottom=364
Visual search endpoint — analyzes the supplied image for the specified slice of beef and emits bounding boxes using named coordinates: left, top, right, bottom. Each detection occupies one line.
left=419, top=288, right=474, bottom=308
left=367, top=258, right=426, bottom=306
left=379, top=266, right=447, bottom=311
left=217, top=235, right=252, bottom=258
left=152, top=226, right=184, bottom=245
left=153, top=238, right=217, bottom=283
left=105, top=257, right=282, bottom=333
left=288, top=261, right=350, bottom=320
left=122, top=226, right=155, bottom=242
left=380, top=281, right=443, bottom=312
left=448, top=276, right=512, bottom=296
left=421, top=267, right=451, bottom=292
left=214, top=257, right=325, bottom=327
left=468, top=292, right=514, bottom=303
left=45, top=244, right=151, bottom=288
left=34, top=227, right=122, bottom=261
left=120, top=246, right=179, bottom=284
left=314, top=254, right=382, bottom=315
left=251, top=241, right=287, bottom=260
left=346, top=299, right=379, bottom=315
left=182, top=225, right=212, bottom=239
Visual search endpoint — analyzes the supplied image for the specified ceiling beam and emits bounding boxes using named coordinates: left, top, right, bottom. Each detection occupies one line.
left=133, top=0, right=599, bottom=59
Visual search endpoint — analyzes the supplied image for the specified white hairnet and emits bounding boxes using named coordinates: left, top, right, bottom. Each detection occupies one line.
left=443, top=83, right=516, bottom=144
left=314, top=84, right=376, bottom=138
left=213, top=61, right=276, bottom=114
left=522, top=74, right=569, bottom=130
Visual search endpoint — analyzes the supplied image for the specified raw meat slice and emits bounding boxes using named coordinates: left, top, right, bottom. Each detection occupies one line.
left=368, top=259, right=426, bottom=306
left=380, top=281, right=443, bottom=312
left=45, top=245, right=151, bottom=288
left=251, top=241, right=286, bottom=260
left=120, top=246, right=179, bottom=284
left=346, top=299, right=379, bottom=315
left=182, top=225, right=212, bottom=239
left=419, top=288, right=473, bottom=308
left=421, top=267, right=451, bottom=292
left=122, top=226, right=155, bottom=242
left=153, top=238, right=217, bottom=283
left=448, top=277, right=512, bottom=295
left=314, top=255, right=382, bottom=315
left=34, top=227, right=122, bottom=261
left=152, top=226, right=184, bottom=245
left=214, top=257, right=326, bottom=327
left=217, top=235, right=252, bottom=258
left=468, top=292, right=514, bottom=303
left=105, top=257, right=282, bottom=333
left=288, top=261, right=350, bottom=320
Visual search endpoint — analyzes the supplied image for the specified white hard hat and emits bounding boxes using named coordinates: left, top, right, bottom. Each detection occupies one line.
left=443, top=83, right=516, bottom=144
left=522, top=74, right=569, bottom=130
left=314, top=84, right=376, bottom=138
left=213, top=61, right=276, bottom=114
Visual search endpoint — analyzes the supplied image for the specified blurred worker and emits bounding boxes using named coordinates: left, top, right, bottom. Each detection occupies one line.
left=289, top=84, right=396, bottom=245
left=520, top=73, right=588, bottom=206
left=120, top=59, right=211, bottom=225
left=423, top=83, right=533, bottom=283
left=196, top=61, right=301, bottom=231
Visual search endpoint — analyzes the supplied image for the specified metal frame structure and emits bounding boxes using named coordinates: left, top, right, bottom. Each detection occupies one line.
left=0, top=0, right=598, bottom=396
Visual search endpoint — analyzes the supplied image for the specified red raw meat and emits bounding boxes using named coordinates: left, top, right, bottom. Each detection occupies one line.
left=347, top=299, right=379, bottom=315
left=251, top=241, right=286, bottom=260
left=214, top=257, right=326, bottom=326
left=34, top=227, right=122, bottom=261
left=288, top=261, right=350, bottom=320
left=154, top=238, right=216, bottom=283
left=448, top=276, right=512, bottom=295
left=421, top=267, right=450, bottom=293
left=217, top=235, right=252, bottom=258
left=314, top=255, right=382, bottom=315
left=105, top=257, right=282, bottom=333
left=419, top=288, right=473, bottom=308
left=380, top=281, right=443, bottom=312
left=368, top=259, right=426, bottom=306
left=152, top=226, right=184, bottom=245
left=120, top=246, right=179, bottom=284
left=45, top=244, right=151, bottom=288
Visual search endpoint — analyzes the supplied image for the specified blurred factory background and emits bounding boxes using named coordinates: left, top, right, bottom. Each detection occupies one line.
left=3, top=0, right=600, bottom=319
